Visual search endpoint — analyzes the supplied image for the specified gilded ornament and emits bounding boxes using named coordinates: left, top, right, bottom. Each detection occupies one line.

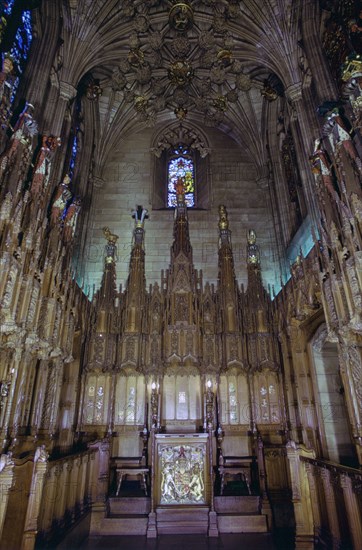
left=169, top=3, right=194, bottom=32
left=218, top=205, right=229, bottom=230
left=341, top=54, right=362, bottom=82
left=217, top=49, right=233, bottom=67
left=168, top=60, right=193, bottom=87
left=175, top=107, right=188, bottom=120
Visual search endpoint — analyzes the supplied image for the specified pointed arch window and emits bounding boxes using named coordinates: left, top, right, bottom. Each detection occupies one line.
left=167, top=145, right=195, bottom=208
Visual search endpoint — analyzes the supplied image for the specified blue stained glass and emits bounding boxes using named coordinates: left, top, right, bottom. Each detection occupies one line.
left=167, top=149, right=195, bottom=208
left=10, top=11, right=32, bottom=68
left=69, top=134, right=78, bottom=177
left=8, top=10, right=32, bottom=102
left=3, top=1, right=15, bottom=16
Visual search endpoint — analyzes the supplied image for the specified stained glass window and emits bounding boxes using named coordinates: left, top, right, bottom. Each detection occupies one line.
left=167, top=146, right=195, bottom=208
left=1, top=3, right=32, bottom=103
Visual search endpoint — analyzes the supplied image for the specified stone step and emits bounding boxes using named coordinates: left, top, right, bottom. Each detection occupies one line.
left=156, top=506, right=209, bottom=535
left=217, top=514, right=268, bottom=534
left=108, top=497, right=151, bottom=515
left=214, top=496, right=261, bottom=514
left=99, top=516, right=148, bottom=536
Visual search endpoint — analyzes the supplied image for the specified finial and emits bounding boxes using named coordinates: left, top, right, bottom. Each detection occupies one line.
left=247, top=229, right=260, bottom=265
left=103, top=226, right=119, bottom=264
left=132, top=205, right=149, bottom=228
left=218, top=205, right=229, bottom=230
left=103, top=226, right=118, bottom=245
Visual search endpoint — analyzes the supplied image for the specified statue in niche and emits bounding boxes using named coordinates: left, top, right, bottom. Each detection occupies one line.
left=63, top=197, right=82, bottom=242
left=324, top=107, right=362, bottom=173
left=50, top=175, right=72, bottom=225
left=310, top=138, right=337, bottom=196
left=0, top=54, right=15, bottom=132
left=0, top=102, right=38, bottom=178
left=31, top=135, right=61, bottom=196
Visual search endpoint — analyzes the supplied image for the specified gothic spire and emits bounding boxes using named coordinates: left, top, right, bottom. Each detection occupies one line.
left=217, top=205, right=239, bottom=333
left=171, top=179, right=192, bottom=262
left=123, top=206, right=148, bottom=332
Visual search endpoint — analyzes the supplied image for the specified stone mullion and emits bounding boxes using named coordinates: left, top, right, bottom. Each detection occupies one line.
left=340, top=474, right=362, bottom=550
left=320, top=468, right=341, bottom=549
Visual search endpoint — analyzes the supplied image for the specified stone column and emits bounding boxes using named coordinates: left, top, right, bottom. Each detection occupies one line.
left=285, top=83, right=320, bottom=227
left=304, top=462, right=321, bottom=542
left=340, top=474, right=362, bottom=550
left=21, top=446, right=49, bottom=550
left=0, top=453, right=15, bottom=540
left=320, top=468, right=341, bottom=549
left=339, top=343, right=362, bottom=466
left=286, top=442, right=315, bottom=549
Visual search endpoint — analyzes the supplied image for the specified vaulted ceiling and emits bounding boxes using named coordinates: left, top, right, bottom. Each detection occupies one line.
left=59, top=0, right=305, bottom=173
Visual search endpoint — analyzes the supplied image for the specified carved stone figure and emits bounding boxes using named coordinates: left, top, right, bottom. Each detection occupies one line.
left=310, top=138, right=336, bottom=195
left=31, top=135, right=61, bottom=196
left=0, top=102, right=38, bottom=178
left=324, top=108, right=362, bottom=173
left=63, top=197, right=81, bottom=242
left=50, top=175, right=72, bottom=225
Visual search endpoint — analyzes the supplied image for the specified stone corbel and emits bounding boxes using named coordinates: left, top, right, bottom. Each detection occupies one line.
left=59, top=82, right=77, bottom=103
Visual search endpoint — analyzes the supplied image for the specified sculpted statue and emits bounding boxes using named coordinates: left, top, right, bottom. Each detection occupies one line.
left=324, top=108, right=362, bottom=172
left=310, top=138, right=336, bottom=195
left=50, top=175, right=72, bottom=225
left=31, top=135, right=61, bottom=196
left=63, top=197, right=81, bottom=242
left=0, top=102, right=38, bottom=177
left=103, top=226, right=118, bottom=244
left=0, top=54, right=15, bottom=132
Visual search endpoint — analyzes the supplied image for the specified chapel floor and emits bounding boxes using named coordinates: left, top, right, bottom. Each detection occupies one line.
left=78, top=532, right=293, bottom=549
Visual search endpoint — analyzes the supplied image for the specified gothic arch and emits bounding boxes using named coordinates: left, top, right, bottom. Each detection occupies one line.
left=150, top=122, right=211, bottom=210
